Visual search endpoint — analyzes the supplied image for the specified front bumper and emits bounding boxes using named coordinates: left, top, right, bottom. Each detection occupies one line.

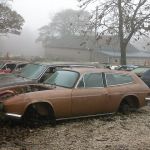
left=0, top=112, right=22, bottom=120
left=5, top=113, right=22, bottom=118
left=0, top=102, right=22, bottom=119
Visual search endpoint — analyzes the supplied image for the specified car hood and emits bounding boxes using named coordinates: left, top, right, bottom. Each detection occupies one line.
left=0, top=76, right=32, bottom=88
left=1, top=85, right=71, bottom=105
left=24, top=87, right=71, bottom=102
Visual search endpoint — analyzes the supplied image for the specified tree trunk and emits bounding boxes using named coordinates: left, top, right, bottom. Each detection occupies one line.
left=118, top=0, right=127, bottom=65
left=120, top=43, right=127, bottom=65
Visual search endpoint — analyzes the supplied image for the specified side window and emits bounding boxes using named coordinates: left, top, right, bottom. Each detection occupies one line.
left=39, top=67, right=55, bottom=83
left=78, top=78, right=84, bottom=87
left=106, top=73, right=133, bottom=86
left=78, top=73, right=104, bottom=88
left=16, top=64, right=27, bottom=70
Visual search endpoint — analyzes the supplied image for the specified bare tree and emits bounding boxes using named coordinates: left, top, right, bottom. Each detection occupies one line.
left=37, top=9, right=92, bottom=47
left=0, top=0, right=24, bottom=35
left=78, top=0, right=150, bottom=65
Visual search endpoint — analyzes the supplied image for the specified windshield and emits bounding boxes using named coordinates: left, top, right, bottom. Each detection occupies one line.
left=19, top=64, right=47, bottom=80
left=44, top=70, right=79, bottom=88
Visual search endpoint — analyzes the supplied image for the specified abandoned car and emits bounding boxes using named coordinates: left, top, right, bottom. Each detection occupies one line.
left=0, top=62, right=95, bottom=88
left=0, top=68, right=149, bottom=124
left=0, top=60, right=28, bottom=74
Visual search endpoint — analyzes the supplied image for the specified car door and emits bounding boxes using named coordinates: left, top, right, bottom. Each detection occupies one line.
left=105, top=72, right=135, bottom=112
left=71, top=72, right=109, bottom=117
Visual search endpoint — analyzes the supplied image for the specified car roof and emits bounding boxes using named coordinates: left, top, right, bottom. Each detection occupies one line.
left=61, top=67, right=135, bottom=75
left=30, top=62, right=96, bottom=68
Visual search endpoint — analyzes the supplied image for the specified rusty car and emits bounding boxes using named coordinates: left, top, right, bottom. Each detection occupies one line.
left=0, top=62, right=95, bottom=88
left=132, top=66, right=150, bottom=77
left=0, top=60, right=28, bottom=74
left=0, top=68, right=149, bottom=125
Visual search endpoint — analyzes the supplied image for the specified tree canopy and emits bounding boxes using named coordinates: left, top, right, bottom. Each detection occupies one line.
left=78, top=0, right=150, bottom=65
left=0, top=0, right=24, bottom=35
left=37, top=9, right=91, bottom=47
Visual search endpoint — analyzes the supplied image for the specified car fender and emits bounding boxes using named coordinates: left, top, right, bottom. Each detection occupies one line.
left=118, top=93, right=139, bottom=108
left=23, top=99, right=55, bottom=116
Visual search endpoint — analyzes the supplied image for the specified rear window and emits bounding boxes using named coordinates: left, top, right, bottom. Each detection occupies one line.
left=106, top=73, right=134, bottom=86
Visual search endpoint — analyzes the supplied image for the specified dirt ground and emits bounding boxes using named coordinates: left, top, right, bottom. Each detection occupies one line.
left=0, top=106, right=150, bottom=150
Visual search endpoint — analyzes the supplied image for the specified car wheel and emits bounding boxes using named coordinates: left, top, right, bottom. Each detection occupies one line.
left=23, top=106, right=42, bottom=126
left=23, top=105, right=56, bottom=126
left=119, top=102, right=130, bottom=115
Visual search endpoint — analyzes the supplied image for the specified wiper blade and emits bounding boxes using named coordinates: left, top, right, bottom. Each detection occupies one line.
left=16, top=74, right=24, bottom=78
left=50, top=83, right=56, bottom=88
left=44, top=83, right=56, bottom=88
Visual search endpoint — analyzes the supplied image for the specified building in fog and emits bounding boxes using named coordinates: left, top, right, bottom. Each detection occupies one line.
left=44, top=36, right=150, bottom=65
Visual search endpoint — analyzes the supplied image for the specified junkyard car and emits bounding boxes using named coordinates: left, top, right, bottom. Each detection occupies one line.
left=132, top=67, right=150, bottom=77
left=0, top=68, right=149, bottom=124
left=0, top=60, right=28, bottom=74
left=141, top=69, right=150, bottom=88
left=116, top=65, right=138, bottom=71
left=0, top=62, right=95, bottom=88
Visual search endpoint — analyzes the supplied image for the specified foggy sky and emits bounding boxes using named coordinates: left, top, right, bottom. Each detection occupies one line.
left=0, top=0, right=79, bottom=57
left=12, top=0, right=79, bottom=29
left=0, top=0, right=149, bottom=57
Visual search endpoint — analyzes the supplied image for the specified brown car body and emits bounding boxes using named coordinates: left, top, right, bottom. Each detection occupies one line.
left=0, top=68, right=149, bottom=123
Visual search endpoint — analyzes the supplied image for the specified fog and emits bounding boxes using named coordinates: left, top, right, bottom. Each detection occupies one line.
left=0, top=0, right=79, bottom=58
left=0, top=27, right=44, bottom=57
left=0, top=0, right=149, bottom=59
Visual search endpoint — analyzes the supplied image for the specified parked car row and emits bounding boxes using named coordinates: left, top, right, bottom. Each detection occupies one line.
left=0, top=62, right=150, bottom=125
left=0, top=62, right=96, bottom=88
left=105, top=64, right=138, bottom=71
left=115, top=64, right=138, bottom=71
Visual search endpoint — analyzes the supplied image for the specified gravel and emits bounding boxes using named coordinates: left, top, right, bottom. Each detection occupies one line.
left=0, top=106, right=150, bottom=150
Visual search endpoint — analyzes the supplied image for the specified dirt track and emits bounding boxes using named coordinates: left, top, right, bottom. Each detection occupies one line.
left=0, top=106, right=150, bottom=150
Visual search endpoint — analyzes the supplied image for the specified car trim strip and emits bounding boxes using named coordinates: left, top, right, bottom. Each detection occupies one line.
left=56, top=112, right=115, bottom=121
left=6, top=113, right=22, bottom=118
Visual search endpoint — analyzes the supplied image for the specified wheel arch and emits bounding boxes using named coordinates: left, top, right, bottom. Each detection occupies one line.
left=118, top=94, right=140, bottom=111
left=23, top=100, right=55, bottom=119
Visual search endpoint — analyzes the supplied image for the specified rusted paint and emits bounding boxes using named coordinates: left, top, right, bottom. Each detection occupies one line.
left=0, top=68, right=150, bottom=120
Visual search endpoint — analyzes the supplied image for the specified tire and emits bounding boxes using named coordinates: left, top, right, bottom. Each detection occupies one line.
left=119, top=102, right=130, bottom=115
left=23, top=105, right=56, bottom=127
left=23, top=107, right=42, bottom=126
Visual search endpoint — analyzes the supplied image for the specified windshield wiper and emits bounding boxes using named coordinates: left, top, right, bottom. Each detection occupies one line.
left=50, top=83, right=57, bottom=88
left=15, top=73, right=26, bottom=78
left=44, top=83, right=56, bottom=88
